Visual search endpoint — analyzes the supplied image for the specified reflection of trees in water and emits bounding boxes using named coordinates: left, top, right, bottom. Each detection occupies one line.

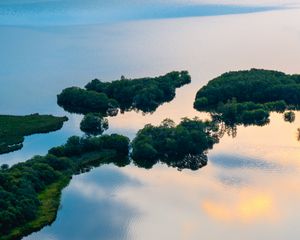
left=167, top=154, right=208, bottom=171
left=210, top=113, right=270, bottom=139
left=133, top=153, right=208, bottom=171
left=297, top=128, right=300, bottom=142
left=216, top=121, right=238, bottom=138
left=79, top=152, right=208, bottom=172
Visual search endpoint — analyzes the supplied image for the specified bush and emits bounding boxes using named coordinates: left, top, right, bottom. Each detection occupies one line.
left=80, top=113, right=108, bottom=136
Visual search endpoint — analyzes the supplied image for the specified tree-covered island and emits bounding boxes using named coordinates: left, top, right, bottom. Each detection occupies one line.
left=57, top=71, right=191, bottom=115
left=0, top=134, right=130, bottom=240
left=0, top=114, right=68, bottom=155
left=194, top=69, right=300, bottom=125
left=131, top=118, right=219, bottom=170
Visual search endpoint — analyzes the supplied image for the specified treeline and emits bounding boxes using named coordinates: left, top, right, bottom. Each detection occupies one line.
left=0, top=134, right=129, bottom=240
left=194, top=69, right=300, bottom=125
left=57, top=71, right=191, bottom=115
left=0, top=114, right=68, bottom=155
left=131, top=118, right=219, bottom=170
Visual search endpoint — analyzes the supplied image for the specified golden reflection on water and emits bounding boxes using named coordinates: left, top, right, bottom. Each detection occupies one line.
left=91, top=9, right=300, bottom=239
left=110, top=110, right=300, bottom=239
left=100, top=9, right=300, bottom=239
left=202, top=192, right=275, bottom=222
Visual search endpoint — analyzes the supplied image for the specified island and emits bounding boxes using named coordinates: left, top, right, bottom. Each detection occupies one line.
left=0, top=134, right=130, bottom=240
left=131, top=118, right=219, bottom=170
left=0, top=116, right=222, bottom=239
left=194, top=69, right=300, bottom=125
left=0, top=114, right=68, bottom=155
left=57, top=71, right=191, bottom=115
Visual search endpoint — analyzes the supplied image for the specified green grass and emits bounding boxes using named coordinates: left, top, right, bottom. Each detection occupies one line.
left=1, top=176, right=71, bottom=240
left=0, top=114, right=68, bottom=154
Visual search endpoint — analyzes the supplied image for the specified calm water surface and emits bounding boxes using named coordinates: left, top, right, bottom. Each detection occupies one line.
left=1, top=3, right=300, bottom=240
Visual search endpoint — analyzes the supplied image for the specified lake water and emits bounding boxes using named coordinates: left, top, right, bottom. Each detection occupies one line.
left=1, top=2, right=300, bottom=239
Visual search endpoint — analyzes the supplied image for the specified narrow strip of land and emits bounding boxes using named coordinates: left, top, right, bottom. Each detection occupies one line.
left=0, top=114, right=68, bottom=154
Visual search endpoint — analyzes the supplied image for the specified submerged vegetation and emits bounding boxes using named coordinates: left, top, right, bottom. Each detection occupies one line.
left=0, top=134, right=130, bottom=240
left=194, top=69, right=300, bottom=125
left=131, top=118, right=219, bottom=170
left=58, top=71, right=191, bottom=115
left=0, top=114, right=68, bottom=155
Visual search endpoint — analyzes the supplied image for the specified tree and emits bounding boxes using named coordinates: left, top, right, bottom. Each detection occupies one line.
left=80, top=113, right=109, bottom=136
left=284, top=111, right=295, bottom=123
left=0, top=164, right=9, bottom=171
left=132, top=142, right=158, bottom=169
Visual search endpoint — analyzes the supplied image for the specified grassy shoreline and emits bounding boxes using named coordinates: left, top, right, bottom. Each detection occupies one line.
left=0, top=134, right=130, bottom=240
left=1, top=176, right=71, bottom=240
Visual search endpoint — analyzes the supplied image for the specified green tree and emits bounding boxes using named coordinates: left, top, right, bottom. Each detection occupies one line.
left=80, top=113, right=109, bottom=136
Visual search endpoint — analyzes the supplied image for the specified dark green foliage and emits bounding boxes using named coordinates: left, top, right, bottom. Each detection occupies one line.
left=80, top=113, right=108, bottom=136
left=212, top=99, right=270, bottom=126
left=0, top=157, right=66, bottom=236
left=284, top=111, right=296, bottom=123
left=49, top=134, right=129, bottom=158
left=131, top=118, right=219, bottom=170
left=58, top=71, right=191, bottom=115
left=57, top=87, right=119, bottom=115
left=241, top=109, right=270, bottom=126
left=0, top=134, right=130, bottom=239
left=1, top=164, right=9, bottom=171
left=195, top=69, right=300, bottom=108
left=194, top=69, right=300, bottom=125
left=0, top=114, right=68, bottom=155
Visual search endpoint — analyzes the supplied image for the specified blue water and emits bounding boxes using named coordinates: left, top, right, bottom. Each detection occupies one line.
left=27, top=166, right=140, bottom=240
left=0, top=0, right=276, bottom=26
left=2, top=2, right=300, bottom=240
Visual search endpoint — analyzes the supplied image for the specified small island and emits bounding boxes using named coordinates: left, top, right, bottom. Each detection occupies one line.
left=0, top=114, right=68, bottom=154
left=194, top=69, right=300, bottom=125
left=131, top=118, right=219, bottom=170
left=57, top=71, right=191, bottom=115
left=0, top=134, right=130, bottom=240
